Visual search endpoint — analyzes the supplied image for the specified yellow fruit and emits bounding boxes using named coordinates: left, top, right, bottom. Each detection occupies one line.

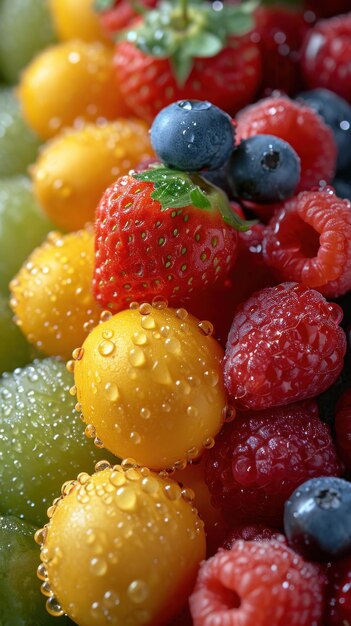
left=10, top=228, right=102, bottom=360
left=74, top=303, right=227, bottom=469
left=49, top=0, right=108, bottom=43
left=36, top=463, right=205, bottom=626
left=31, top=120, right=154, bottom=232
left=18, top=40, right=130, bottom=140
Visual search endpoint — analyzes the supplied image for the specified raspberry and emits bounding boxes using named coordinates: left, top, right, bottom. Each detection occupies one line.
left=236, top=96, right=337, bottom=192
left=335, top=388, right=351, bottom=471
left=222, top=524, right=286, bottom=550
left=263, top=189, right=351, bottom=298
left=189, top=540, right=326, bottom=626
left=204, top=401, right=342, bottom=525
left=325, top=555, right=351, bottom=625
left=224, top=282, right=346, bottom=409
left=301, top=14, right=351, bottom=103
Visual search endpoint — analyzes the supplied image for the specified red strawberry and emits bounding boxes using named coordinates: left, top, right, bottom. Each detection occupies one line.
left=93, top=167, right=247, bottom=312
left=112, top=2, right=262, bottom=123
left=97, top=0, right=157, bottom=35
left=301, top=13, right=351, bottom=103
left=252, top=5, right=311, bottom=97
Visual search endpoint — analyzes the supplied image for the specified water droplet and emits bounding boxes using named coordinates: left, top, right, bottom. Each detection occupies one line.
left=69, top=385, right=77, bottom=396
left=103, top=590, right=120, bottom=608
left=104, top=382, right=119, bottom=401
left=41, top=580, right=53, bottom=597
left=181, top=487, right=195, bottom=503
left=141, top=315, right=156, bottom=330
left=129, top=347, right=146, bottom=367
left=176, top=308, right=188, bottom=320
left=132, top=332, right=148, bottom=346
left=139, top=303, right=152, bottom=315
left=126, top=468, right=141, bottom=481
left=34, top=528, right=47, bottom=546
left=203, top=436, right=215, bottom=449
left=37, top=562, right=48, bottom=580
left=152, top=295, right=168, bottom=309
left=98, top=339, right=115, bottom=356
left=95, top=460, right=111, bottom=472
left=46, top=596, right=64, bottom=617
left=102, top=329, right=113, bottom=339
left=130, top=431, right=141, bottom=444
left=198, top=320, right=214, bottom=336
left=152, top=360, right=172, bottom=385
left=110, top=470, right=126, bottom=487
left=204, top=370, right=219, bottom=387
left=164, top=336, right=181, bottom=355
left=94, top=437, right=104, bottom=448
left=140, top=407, right=151, bottom=419
left=85, top=424, right=96, bottom=438
left=186, top=447, right=199, bottom=460
left=141, top=476, right=159, bottom=494
left=66, top=360, right=75, bottom=373
left=115, top=486, right=137, bottom=511
left=187, top=405, right=198, bottom=418
left=164, top=483, right=181, bottom=500
left=72, top=347, right=84, bottom=360
left=90, top=557, right=108, bottom=576
left=100, top=310, right=112, bottom=322
left=127, top=580, right=149, bottom=604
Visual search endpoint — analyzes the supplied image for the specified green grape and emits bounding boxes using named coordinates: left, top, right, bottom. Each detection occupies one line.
left=0, top=176, right=54, bottom=294
left=0, top=0, right=56, bottom=85
left=0, top=87, right=41, bottom=176
left=0, top=515, right=73, bottom=626
left=0, top=292, right=36, bottom=374
left=0, top=358, right=117, bottom=527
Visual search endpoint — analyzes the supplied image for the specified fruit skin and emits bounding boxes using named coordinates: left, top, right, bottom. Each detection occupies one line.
left=284, top=477, right=351, bottom=561
left=49, top=0, right=108, bottom=43
left=98, top=0, right=157, bottom=34
left=74, top=305, right=227, bottom=469
left=204, top=401, right=342, bottom=526
left=301, top=13, right=351, bottom=104
left=189, top=540, right=325, bottom=626
left=150, top=100, right=235, bottom=172
left=18, top=40, right=130, bottom=140
left=298, top=88, right=351, bottom=173
left=0, top=0, right=56, bottom=85
left=0, top=359, right=116, bottom=527
left=229, top=134, right=301, bottom=203
left=224, top=282, right=346, bottom=410
left=10, top=228, right=102, bottom=361
left=0, top=293, right=35, bottom=375
left=31, top=119, right=154, bottom=232
left=39, top=465, right=206, bottom=626
left=335, top=388, right=351, bottom=470
left=0, top=515, right=72, bottom=626
left=93, top=174, right=238, bottom=313
left=114, top=35, right=262, bottom=123
left=0, top=176, right=54, bottom=295
left=332, top=177, right=351, bottom=201
left=0, top=87, right=41, bottom=177
left=236, top=95, right=337, bottom=192
left=263, top=188, right=351, bottom=298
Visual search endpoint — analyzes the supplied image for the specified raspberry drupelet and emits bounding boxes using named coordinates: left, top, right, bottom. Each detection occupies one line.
left=263, top=188, right=351, bottom=298
left=189, top=540, right=326, bottom=626
left=204, top=401, right=342, bottom=526
left=236, top=96, right=337, bottom=192
left=224, top=282, right=346, bottom=410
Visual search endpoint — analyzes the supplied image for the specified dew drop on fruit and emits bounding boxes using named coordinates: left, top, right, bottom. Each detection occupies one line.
left=94, top=436, right=104, bottom=448
left=90, top=557, right=108, bottom=576
left=127, top=579, right=149, bottom=604
left=103, top=590, right=120, bottom=608
left=102, top=329, right=114, bottom=340
left=187, top=405, right=198, bottom=418
left=69, top=385, right=77, bottom=396
left=175, top=308, right=188, bottom=320
left=151, top=360, right=172, bottom=385
left=129, top=347, right=146, bottom=367
left=98, top=339, right=115, bottom=356
left=141, top=315, right=156, bottom=330
left=141, top=476, right=159, bottom=495
left=132, top=331, right=148, bottom=346
left=163, top=483, right=181, bottom=500
left=140, top=407, right=151, bottom=419
left=85, top=424, right=96, bottom=438
left=139, top=303, right=152, bottom=315
left=164, top=336, right=181, bottom=355
left=130, top=431, right=141, bottom=444
left=198, top=320, right=214, bottom=336
left=100, top=310, right=113, bottom=322
left=37, top=562, right=48, bottom=580
left=34, top=527, right=47, bottom=546
left=41, top=580, right=53, bottom=597
left=72, top=347, right=84, bottom=361
left=95, top=459, right=111, bottom=472
left=115, top=486, right=137, bottom=511
left=203, top=436, right=215, bottom=449
left=152, top=295, right=168, bottom=309
left=104, top=381, right=119, bottom=401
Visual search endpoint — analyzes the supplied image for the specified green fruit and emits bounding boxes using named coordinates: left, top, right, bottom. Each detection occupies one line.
left=0, top=176, right=54, bottom=294
left=0, top=514, right=73, bottom=626
left=0, top=0, right=56, bottom=84
left=0, top=292, right=36, bottom=374
left=0, top=87, right=41, bottom=176
left=0, top=358, right=117, bottom=526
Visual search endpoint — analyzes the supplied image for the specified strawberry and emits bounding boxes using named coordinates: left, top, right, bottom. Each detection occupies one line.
left=96, top=0, right=157, bottom=35
left=111, top=0, right=262, bottom=122
left=93, top=166, right=250, bottom=312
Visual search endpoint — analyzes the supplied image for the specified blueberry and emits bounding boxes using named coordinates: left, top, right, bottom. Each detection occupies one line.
left=200, top=161, right=233, bottom=198
left=150, top=100, right=235, bottom=171
left=298, top=88, right=351, bottom=173
left=332, top=177, right=351, bottom=202
left=284, top=477, right=351, bottom=561
left=228, top=134, right=300, bottom=204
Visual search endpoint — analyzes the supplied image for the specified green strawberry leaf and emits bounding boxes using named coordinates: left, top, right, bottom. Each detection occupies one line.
left=133, top=166, right=255, bottom=232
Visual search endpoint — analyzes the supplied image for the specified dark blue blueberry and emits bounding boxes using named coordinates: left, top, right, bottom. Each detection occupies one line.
left=200, top=161, right=233, bottom=199
left=228, top=134, right=300, bottom=204
left=298, top=88, right=351, bottom=173
left=150, top=100, right=235, bottom=171
left=284, top=477, right=351, bottom=561
left=332, top=177, right=351, bottom=202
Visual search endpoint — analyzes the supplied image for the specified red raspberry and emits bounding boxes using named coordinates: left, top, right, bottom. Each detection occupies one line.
left=263, top=188, right=351, bottom=298
left=325, top=555, right=351, bottom=625
left=335, top=388, right=351, bottom=471
left=236, top=96, right=337, bottom=192
left=222, top=524, right=286, bottom=550
left=189, top=540, right=326, bottom=626
left=301, top=13, right=351, bottom=103
left=252, top=6, right=310, bottom=96
left=304, top=0, right=351, bottom=19
left=224, top=282, right=346, bottom=410
left=204, top=401, right=342, bottom=525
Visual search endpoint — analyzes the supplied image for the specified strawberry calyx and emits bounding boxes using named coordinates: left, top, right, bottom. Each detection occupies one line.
left=133, top=165, right=255, bottom=231
left=114, top=0, right=259, bottom=85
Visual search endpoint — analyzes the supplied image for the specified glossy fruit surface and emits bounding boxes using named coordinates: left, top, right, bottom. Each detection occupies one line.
left=32, top=119, right=153, bottom=232
left=38, top=465, right=206, bottom=626
left=49, top=0, right=108, bottom=43
left=0, top=292, right=34, bottom=375
left=18, top=40, right=129, bottom=140
left=10, top=228, right=102, bottom=360
left=0, top=88, right=41, bottom=177
left=0, top=515, right=72, bottom=626
left=0, top=358, right=115, bottom=526
left=74, top=304, right=227, bottom=469
left=0, top=0, right=56, bottom=84
left=0, top=176, right=53, bottom=295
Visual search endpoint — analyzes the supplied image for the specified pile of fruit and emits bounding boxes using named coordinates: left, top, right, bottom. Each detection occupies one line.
left=1, top=0, right=351, bottom=624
